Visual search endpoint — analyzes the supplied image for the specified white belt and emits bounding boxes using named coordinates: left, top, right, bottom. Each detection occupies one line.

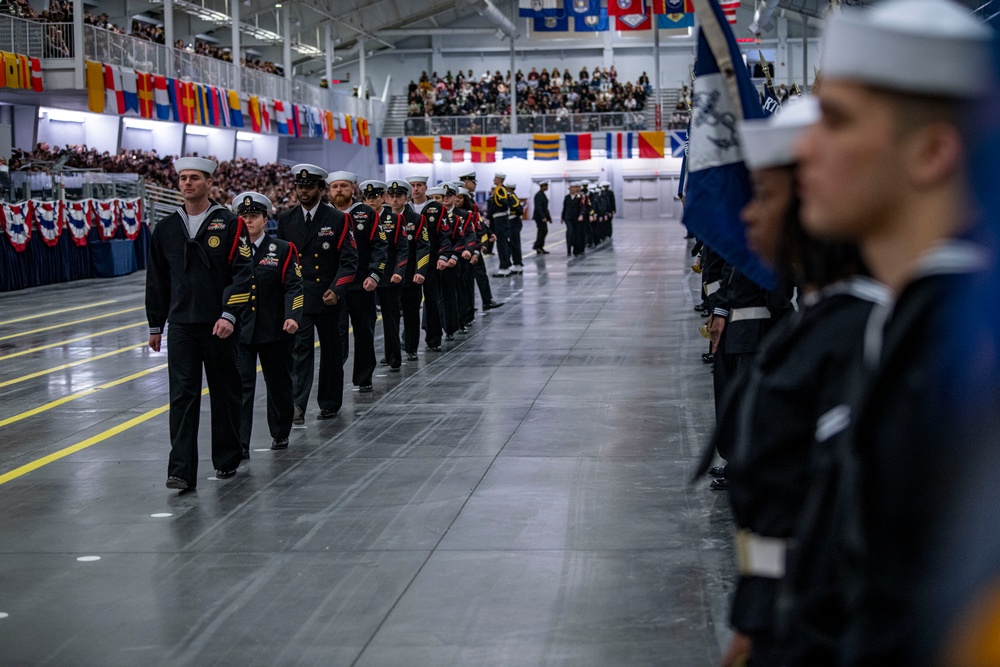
left=704, top=280, right=721, bottom=296
left=735, top=529, right=789, bottom=578
left=493, top=212, right=509, bottom=218
left=730, top=307, right=771, bottom=322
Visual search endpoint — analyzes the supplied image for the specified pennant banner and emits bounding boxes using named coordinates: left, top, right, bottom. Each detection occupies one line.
left=533, top=134, right=560, bottom=160
left=501, top=134, right=529, bottom=160
left=93, top=199, right=118, bottom=241
left=471, top=135, right=497, bottom=163
left=606, top=132, right=634, bottom=159
left=378, top=137, right=406, bottom=165
left=638, top=131, right=665, bottom=158
left=33, top=199, right=63, bottom=247
left=2, top=201, right=33, bottom=252
left=65, top=200, right=91, bottom=246
left=408, top=136, right=435, bottom=163
left=565, top=133, right=592, bottom=161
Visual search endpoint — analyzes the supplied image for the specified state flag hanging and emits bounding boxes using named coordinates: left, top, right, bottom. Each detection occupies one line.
left=533, top=134, right=559, bottom=160
left=440, top=136, right=469, bottom=162
left=616, top=13, right=652, bottom=29
left=657, top=13, right=694, bottom=28
left=565, top=133, right=592, bottom=160
left=682, top=0, right=772, bottom=289
left=534, top=14, right=569, bottom=31
left=574, top=7, right=609, bottom=31
left=650, top=0, right=694, bottom=12
left=470, top=135, right=497, bottom=163
left=408, top=136, right=435, bottom=163
left=609, top=0, right=647, bottom=16
left=378, top=137, right=405, bottom=165
left=606, top=132, right=634, bottom=159
left=519, top=0, right=565, bottom=17
left=638, top=131, right=665, bottom=158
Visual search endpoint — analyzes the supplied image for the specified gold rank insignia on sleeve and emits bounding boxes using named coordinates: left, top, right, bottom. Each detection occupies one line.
left=295, top=264, right=302, bottom=277
left=417, top=255, right=429, bottom=269
left=227, top=292, right=250, bottom=305
left=378, top=230, right=387, bottom=241
left=292, top=295, right=304, bottom=310
left=239, top=243, right=252, bottom=258
left=422, top=228, right=429, bottom=241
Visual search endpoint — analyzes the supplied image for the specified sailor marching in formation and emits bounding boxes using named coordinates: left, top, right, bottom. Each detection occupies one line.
left=683, top=0, right=1000, bottom=664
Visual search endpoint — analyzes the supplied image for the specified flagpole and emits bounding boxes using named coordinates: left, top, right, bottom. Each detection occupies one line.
left=509, top=31, right=518, bottom=134
left=654, top=18, right=662, bottom=131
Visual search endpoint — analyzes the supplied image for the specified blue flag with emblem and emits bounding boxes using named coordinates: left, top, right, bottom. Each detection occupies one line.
left=762, top=83, right=781, bottom=116
left=534, top=13, right=570, bottom=31
left=681, top=0, right=773, bottom=289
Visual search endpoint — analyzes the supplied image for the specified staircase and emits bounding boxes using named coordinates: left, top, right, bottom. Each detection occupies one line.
left=382, top=95, right=411, bottom=137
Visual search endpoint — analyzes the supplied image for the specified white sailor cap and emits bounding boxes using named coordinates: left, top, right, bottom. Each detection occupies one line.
left=326, top=170, right=358, bottom=185
left=405, top=175, right=429, bottom=184
left=386, top=179, right=412, bottom=195
left=740, top=97, right=821, bottom=170
left=427, top=186, right=446, bottom=197
left=440, top=182, right=460, bottom=195
left=458, top=171, right=477, bottom=182
left=359, top=180, right=387, bottom=198
left=600, top=181, right=611, bottom=188
left=821, top=0, right=992, bottom=98
left=233, top=191, right=272, bottom=215
left=569, top=180, right=582, bottom=187
left=494, top=172, right=507, bottom=179
left=538, top=180, right=550, bottom=187
left=503, top=180, right=517, bottom=190
left=174, top=156, right=217, bottom=175
left=291, top=163, right=328, bottom=184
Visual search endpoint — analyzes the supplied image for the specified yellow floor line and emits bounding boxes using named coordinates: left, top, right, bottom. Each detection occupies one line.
left=0, top=299, right=120, bottom=326
left=0, top=322, right=147, bottom=362
left=0, top=343, right=148, bottom=389
left=0, top=307, right=146, bottom=342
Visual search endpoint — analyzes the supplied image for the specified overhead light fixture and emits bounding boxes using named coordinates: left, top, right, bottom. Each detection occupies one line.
left=292, top=43, right=323, bottom=56
left=148, top=0, right=281, bottom=40
left=236, top=131, right=255, bottom=141
left=41, top=108, right=87, bottom=123
left=185, top=126, right=211, bottom=136
left=124, top=119, right=160, bottom=131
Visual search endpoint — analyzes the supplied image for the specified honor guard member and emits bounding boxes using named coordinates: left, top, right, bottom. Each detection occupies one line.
left=562, top=182, right=586, bottom=257
left=419, top=184, right=455, bottom=351
left=504, top=179, right=525, bottom=273
left=277, top=164, right=358, bottom=425
left=386, top=180, right=431, bottom=361
left=788, top=2, right=994, bottom=664
left=367, top=179, right=409, bottom=371
left=483, top=172, right=505, bottom=255
left=449, top=182, right=479, bottom=332
left=601, top=181, right=617, bottom=239
left=487, top=172, right=513, bottom=275
left=591, top=182, right=609, bottom=245
left=580, top=182, right=596, bottom=248
left=459, top=172, right=504, bottom=315
left=532, top=181, right=552, bottom=253
left=146, top=156, right=254, bottom=490
left=233, top=192, right=303, bottom=456
left=328, top=171, right=388, bottom=393
left=439, top=182, right=468, bottom=339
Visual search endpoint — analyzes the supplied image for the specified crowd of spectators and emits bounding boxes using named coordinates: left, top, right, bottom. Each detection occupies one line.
left=9, top=145, right=297, bottom=214
left=2, top=0, right=124, bottom=31
left=408, top=66, right=651, bottom=117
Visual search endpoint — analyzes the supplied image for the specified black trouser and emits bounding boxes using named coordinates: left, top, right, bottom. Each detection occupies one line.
left=438, top=265, right=460, bottom=336
left=458, top=259, right=475, bottom=326
left=340, top=288, right=378, bottom=386
left=508, top=219, right=523, bottom=266
left=473, top=257, right=493, bottom=306
left=166, top=323, right=243, bottom=484
left=238, top=337, right=294, bottom=447
left=423, top=270, right=443, bottom=347
left=402, top=281, right=424, bottom=354
left=292, top=308, right=344, bottom=414
left=378, top=283, right=403, bottom=368
left=494, top=218, right=511, bottom=270
left=563, top=221, right=573, bottom=255
left=570, top=219, right=587, bottom=255
left=533, top=218, right=548, bottom=250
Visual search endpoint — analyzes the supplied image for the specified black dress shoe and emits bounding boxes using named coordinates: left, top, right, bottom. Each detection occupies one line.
left=359, top=384, right=373, bottom=393
left=710, top=477, right=729, bottom=491
left=292, top=405, right=305, bottom=428
left=458, top=326, right=469, bottom=334
left=702, top=352, right=715, bottom=364
left=379, top=358, right=388, bottom=365
left=709, top=465, right=727, bottom=478
left=389, top=366, right=400, bottom=372
left=215, top=469, right=237, bottom=479
left=241, top=448, right=250, bottom=460
left=427, top=344, right=442, bottom=352
left=445, top=334, right=455, bottom=341
left=486, top=300, right=504, bottom=309
left=317, top=409, right=339, bottom=420
left=271, top=438, right=289, bottom=450
left=407, top=352, right=419, bottom=361
left=166, top=476, right=192, bottom=490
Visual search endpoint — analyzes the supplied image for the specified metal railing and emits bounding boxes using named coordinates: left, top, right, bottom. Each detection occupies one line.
left=0, top=14, right=74, bottom=58
left=145, top=183, right=184, bottom=225
left=401, top=111, right=649, bottom=136
left=6, top=169, right=147, bottom=215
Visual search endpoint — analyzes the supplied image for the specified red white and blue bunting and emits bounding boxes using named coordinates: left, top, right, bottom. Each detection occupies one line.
left=119, top=197, right=142, bottom=240
left=2, top=201, right=33, bottom=252
left=65, top=200, right=92, bottom=247
left=93, top=199, right=119, bottom=241
left=33, top=200, right=63, bottom=248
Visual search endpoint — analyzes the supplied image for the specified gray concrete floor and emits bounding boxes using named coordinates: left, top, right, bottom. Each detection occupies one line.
left=0, top=218, right=735, bottom=666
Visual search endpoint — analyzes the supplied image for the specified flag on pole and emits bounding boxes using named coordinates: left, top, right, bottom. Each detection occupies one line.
left=606, top=132, right=634, bottom=159
left=762, top=83, right=781, bottom=116
left=721, top=0, right=739, bottom=24
left=502, top=134, right=529, bottom=160
left=378, top=137, right=405, bottom=165
left=565, top=133, right=592, bottom=160
left=638, top=131, right=665, bottom=158
left=407, top=136, right=435, bottom=163
left=440, top=136, right=470, bottom=162
left=682, top=0, right=771, bottom=289
left=85, top=60, right=105, bottom=113
left=470, top=135, right=497, bottom=162
left=533, top=134, right=560, bottom=160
